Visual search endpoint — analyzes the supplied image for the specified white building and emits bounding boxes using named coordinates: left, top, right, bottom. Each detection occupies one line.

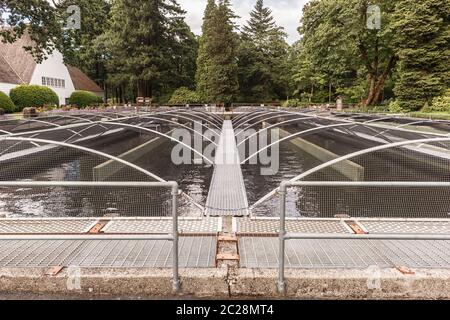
left=0, top=33, right=104, bottom=105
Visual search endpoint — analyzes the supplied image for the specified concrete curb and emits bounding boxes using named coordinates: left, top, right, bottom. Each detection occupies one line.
left=0, top=267, right=449, bottom=299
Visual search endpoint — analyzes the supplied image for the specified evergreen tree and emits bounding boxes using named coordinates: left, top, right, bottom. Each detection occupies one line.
left=238, top=0, right=289, bottom=101
left=102, top=0, right=197, bottom=100
left=196, top=0, right=239, bottom=103
left=195, top=0, right=217, bottom=100
left=392, top=0, right=450, bottom=110
left=59, top=0, right=111, bottom=88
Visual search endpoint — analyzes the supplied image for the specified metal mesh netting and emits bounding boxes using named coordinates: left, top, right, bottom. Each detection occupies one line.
left=285, top=185, right=450, bottom=219
left=0, top=185, right=172, bottom=218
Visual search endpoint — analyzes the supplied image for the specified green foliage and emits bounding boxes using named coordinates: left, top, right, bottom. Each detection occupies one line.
left=0, top=0, right=64, bottom=62
left=9, top=85, right=59, bottom=110
left=68, top=91, right=101, bottom=108
left=196, top=0, right=239, bottom=103
left=282, top=99, right=309, bottom=108
left=237, top=0, right=289, bottom=102
left=392, top=0, right=450, bottom=111
left=59, top=0, right=111, bottom=88
left=102, top=0, right=198, bottom=100
left=168, top=87, right=201, bottom=104
left=296, top=0, right=398, bottom=106
left=0, top=92, right=16, bottom=113
left=388, top=100, right=407, bottom=113
left=420, top=89, right=450, bottom=112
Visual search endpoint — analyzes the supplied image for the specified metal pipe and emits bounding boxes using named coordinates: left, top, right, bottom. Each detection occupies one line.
left=278, top=183, right=287, bottom=295
left=172, top=182, right=181, bottom=293
left=288, top=181, right=450, bottom=188
left=0, top=181, right=176, bottom=188
left=0, top=235, right=174, bottom=241
left=284, top=233, right=450, bottom=240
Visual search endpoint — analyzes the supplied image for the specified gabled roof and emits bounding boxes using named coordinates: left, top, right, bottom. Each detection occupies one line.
left=0, top=30, right=103, bottom=94
left=67, top=65, right=103, bottom=93
left=0, top=55, right=22, bottom=84
left=0, top=32, right=37, bottom=84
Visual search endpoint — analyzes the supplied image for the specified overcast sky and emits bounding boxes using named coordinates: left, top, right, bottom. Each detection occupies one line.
left=178, top=0, right=310, bottom=44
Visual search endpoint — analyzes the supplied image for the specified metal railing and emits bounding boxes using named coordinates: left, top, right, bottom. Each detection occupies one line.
left=0, top=181, right=181, bottom=292
left=277, top=181, right=450, bottom=294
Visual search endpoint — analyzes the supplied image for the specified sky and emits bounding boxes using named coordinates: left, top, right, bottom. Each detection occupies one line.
left=178, top=0, right=310, bottom=44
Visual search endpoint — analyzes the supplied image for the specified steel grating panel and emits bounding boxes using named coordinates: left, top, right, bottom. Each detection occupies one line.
left=206, top=121, right=249, bottom=216
left=0, top=219, right=98, bottom=234
left=102, top=218, right=221, bottom=235
left=0, top=237, right=216, bottom=268
left=239, top=237, right=450, bottom=269
left=357, top=219, right=450, bottom=234
left=236, top=218, right=351, bottom=235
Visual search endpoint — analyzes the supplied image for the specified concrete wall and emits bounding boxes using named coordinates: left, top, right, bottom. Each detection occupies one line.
left=1, top=267, right=449, bottom=299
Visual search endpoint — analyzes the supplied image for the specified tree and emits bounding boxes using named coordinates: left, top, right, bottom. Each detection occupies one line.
left=101, top=0, right=198, bottom=100
left=58, top=0, right=111, bottom=87
left=195, top=0, right=239, bottom=103
left=0, top=0, right=64, bottom=62
left=196, top=0, right=218, bottom=100
left=238, top=0, right=289, bottom=101
left=299, top=0, right=398, bottom=106
left=392, top=0, right=450, bottom=110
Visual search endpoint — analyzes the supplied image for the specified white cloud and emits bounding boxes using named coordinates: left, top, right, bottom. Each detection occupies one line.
left=178, top=0, right=310, bottom=44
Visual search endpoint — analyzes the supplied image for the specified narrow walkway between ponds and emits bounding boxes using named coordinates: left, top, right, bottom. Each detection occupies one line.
left=205, top=120, right=249, bottom=216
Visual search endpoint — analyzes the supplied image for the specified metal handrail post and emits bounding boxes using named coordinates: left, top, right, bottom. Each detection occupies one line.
left=171, top=182, right=181, bottom=293
left=278, top=182, right=287, bottom=295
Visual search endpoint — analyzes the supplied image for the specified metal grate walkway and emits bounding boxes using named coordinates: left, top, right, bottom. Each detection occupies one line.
left=0, top=237, right=216, bottom=268
left=205, top=121, right=249, bottom=216
left=239, top=237, right=450, bottom=269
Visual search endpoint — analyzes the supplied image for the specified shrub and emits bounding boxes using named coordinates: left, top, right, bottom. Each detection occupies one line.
left=388, top=100, right=407, bottom=113
left=0, top=92, right=16, bottom=113
left=282, top=99, right=309, bottom=108
left=69, top=91, right=102, bottom=108
left=168, top=87, right=201, bottom=105
left=9, top=85, right=59, bottom=111
left=425, top=89, right=450, bottom=113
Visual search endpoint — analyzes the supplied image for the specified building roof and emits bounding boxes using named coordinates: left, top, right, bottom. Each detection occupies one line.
left=67, top=65, right=103, bottom=93
left=0, top=55, right=22, bottom=84
left=0, top=33, right=37, bottom=84
left=0, top=31, right=103, bottom=94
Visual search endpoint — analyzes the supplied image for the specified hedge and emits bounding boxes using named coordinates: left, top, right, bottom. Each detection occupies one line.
left=0, top=92, right=16, bottom=113
left=9, top=85, right=59, bottom=111
left=69, top=90, right=102, bottom=108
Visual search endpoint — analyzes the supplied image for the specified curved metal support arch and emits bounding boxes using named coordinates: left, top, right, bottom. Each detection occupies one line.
left=149, top=110, right=222, bottom=131
left=95, top=122, right=215, bottom=165
left=235, top=111, right=307, bottom=135
left=134, top=115, right=221, bottom=139
left=241, top=114, right=445, bottom=165
left=233, top=110, right=282, bottom=128
left=250, top=137, right=450, bottom=210
left=232, top=108, right=268, bottom=123
left=236, top=116, right=318, bottom=147
left=373, top=119, right=435, bottom=138
left=189, top=109, right=223, bottom=124
left=123, top=116, right=218, bottom=146
left=0, top=136, right=165, bottom=182
left=242, top=120, right=392, bottom=164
